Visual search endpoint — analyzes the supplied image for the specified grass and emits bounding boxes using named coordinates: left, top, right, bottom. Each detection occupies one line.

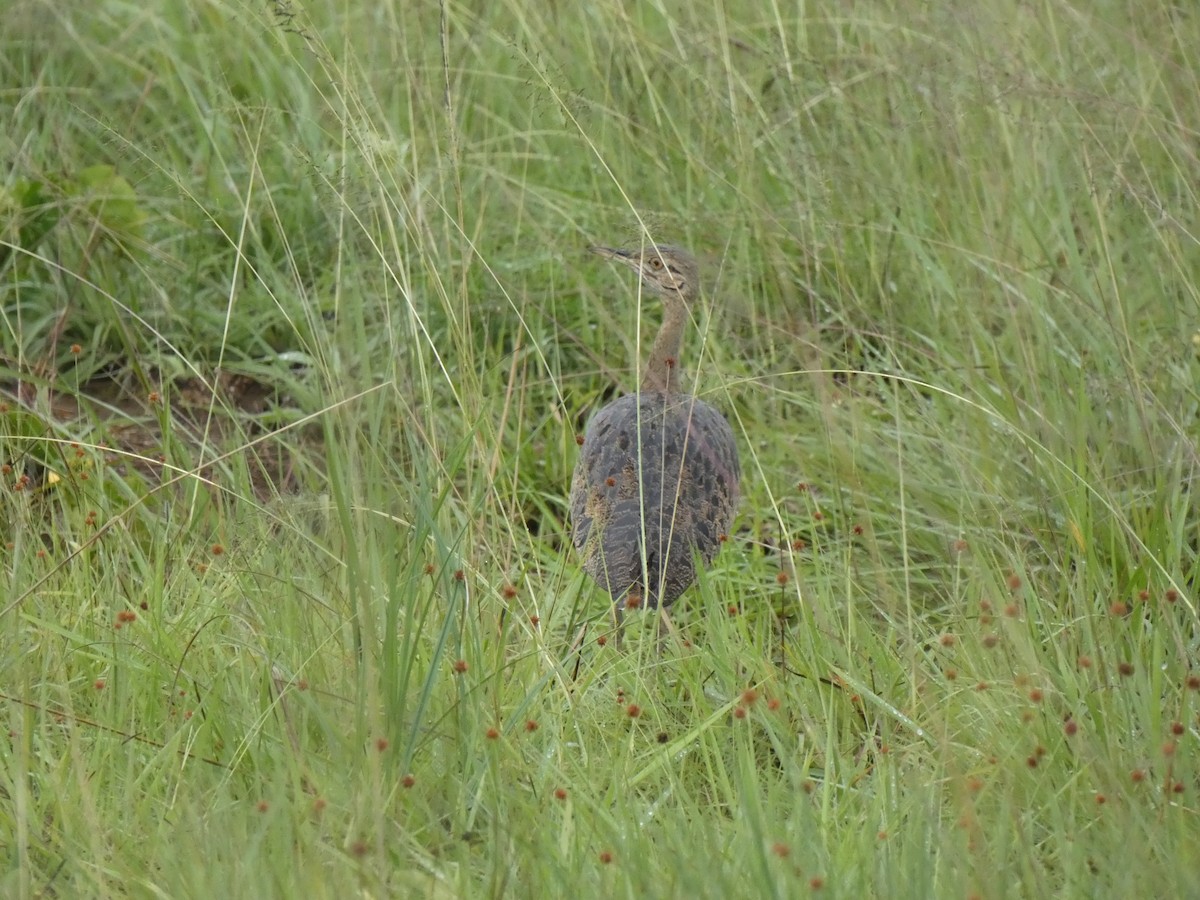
left=2, top=0, right=1198, bottom=896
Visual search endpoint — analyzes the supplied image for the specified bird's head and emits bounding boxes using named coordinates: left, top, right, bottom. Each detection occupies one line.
left=589, top=244, right=699, bottom=303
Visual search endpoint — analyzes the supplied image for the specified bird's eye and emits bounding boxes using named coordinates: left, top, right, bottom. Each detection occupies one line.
left=649, top=257, right=663, bottom=269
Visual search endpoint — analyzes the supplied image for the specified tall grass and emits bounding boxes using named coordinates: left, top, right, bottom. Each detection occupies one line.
left=2, top=0, right=1198, bottom=896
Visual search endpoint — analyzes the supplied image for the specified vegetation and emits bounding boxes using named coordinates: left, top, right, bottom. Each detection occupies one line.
left=2, top=0, right=1197, bottom=896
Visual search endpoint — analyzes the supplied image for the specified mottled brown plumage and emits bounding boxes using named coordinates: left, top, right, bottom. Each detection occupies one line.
left=570, top=244, right=740, bottom=612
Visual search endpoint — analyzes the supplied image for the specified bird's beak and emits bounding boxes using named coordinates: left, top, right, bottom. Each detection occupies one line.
left=588, top=245, right=640, bottom=269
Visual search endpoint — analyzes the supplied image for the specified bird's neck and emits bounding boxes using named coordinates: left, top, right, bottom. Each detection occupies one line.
left=640, top=299, right=687, bottom=394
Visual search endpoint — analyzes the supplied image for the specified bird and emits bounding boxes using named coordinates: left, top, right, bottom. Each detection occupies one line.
left=569, top=243, right=740, bottom=630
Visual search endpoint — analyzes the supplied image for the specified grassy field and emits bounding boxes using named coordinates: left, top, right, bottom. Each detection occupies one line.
left=2, top=0, right=1198, bottom=896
